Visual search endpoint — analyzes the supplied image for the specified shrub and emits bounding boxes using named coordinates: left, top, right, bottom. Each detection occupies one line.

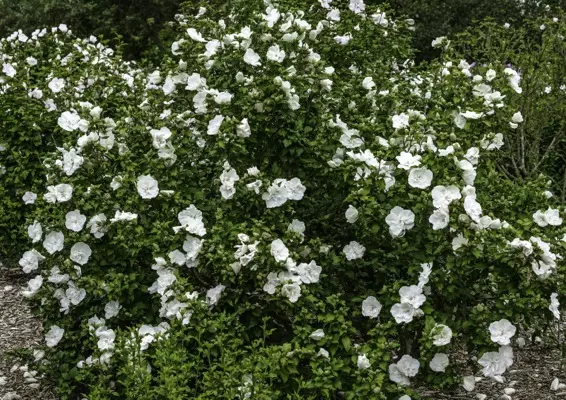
left=446, top=9, right=566, bottom=201
left=2, top=1, right=565, bottom=399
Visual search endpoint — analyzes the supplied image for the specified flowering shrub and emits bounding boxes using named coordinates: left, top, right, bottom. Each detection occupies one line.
left=2, top=0, right=566, bottom=399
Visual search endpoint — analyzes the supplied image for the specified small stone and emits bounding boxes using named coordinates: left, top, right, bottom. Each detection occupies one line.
left=0, top=375, right=7, bottom=385
left=516, top=337, right=526, bottom=347
left=4, top=393, right=21, bottom=400
left=504, top=388, right=516, bottom=395
left=498, top=395, right=512, bottom=400
left=476, top=394, right=487, bottom=400
left=3, top=285, right=13, bottom=291
left=534, top=336, right=542, bottom=344
left=509, top=381, right=518, bottom=387
left=10, top=365, right=18, bottom=373
left=559, top=383, right=566, bottom=390
left=551, top=378, right=560, bottom=391
left=29, top=383, right=41, bottom=389
left=463, top=376, right=476, bottom=392
left=493, top=375, right=505, bottom=383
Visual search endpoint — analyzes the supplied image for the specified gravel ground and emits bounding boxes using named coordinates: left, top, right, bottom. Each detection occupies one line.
left=420, top=346, right=566, bottom=399
left=0, top=265, right=57, bottom=400
left=1, top=264, right=566, bottom=400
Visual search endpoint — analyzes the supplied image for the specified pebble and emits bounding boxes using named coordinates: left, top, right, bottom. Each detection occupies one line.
left=493, top=375, right=505, bottom=383
left=3, top=393, right=21, bottom=400
left=551, top=377, right=560, bottom=391
left=504, top=388, right=516, bottom=395
left=498, top=395, right=512, bottom=400
left=508, top=380, right=518, bottom=387
left=0, top=375, right=6, bottom=385
left=476, top=394, right=487, bottom=400
left=3, top=285, right=13, bottom=291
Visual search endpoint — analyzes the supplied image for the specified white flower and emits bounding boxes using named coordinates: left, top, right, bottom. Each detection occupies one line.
left=43, top=231, right=64, bottom=254
left=44, top=183, right=73, bottom=203
left=408, top=168, right=433, bottom=189
left=396, top=152, right=421, bottom=170
left=349, top=0, right=366, bottom=13
left=392, top=113, right=410, bottom=130
left=243, top=48, right=261, bottom=66
left=317, top=348, right=330, bottom=359
left=429, top=353, right=449, bottom=372
left=431, top=185, right=461, bottom=208
left=19, top=250, right=45, bottom=273
left=511, top=111, right=523, bottom=123
left=96, top=328, right=116, bottom=351
left=207, top=114, right=224, bottom=135
left=104, top=301, right=121, bottom=319
left=58, top=111, right=81, bottom=131
left=357, top=354, right=371, bottom=370
left=334, top=33, right=352, bottom=45
left=478, top=351, right=506, bottom=377
left=463, top=196, right=482, bottom=223
left=262, top=178, right=306, bottom=208
left=271, top=239, right=289, bottom=263
left=22, top=275, right=43, bottom=298
left=2, top=63, right=16, bottom=77
left=310, top=329, right=325, bottom=340
left=489, top=319, right=516, bottom=345
left=48, top=77, right=66, bottom=93
left=288, top=219, right=305, bottom=235
left=266, top=44, right=286, bottom=62
left=391, top=303, right=415, bottom=324
left=237, top=118, right=252, bottom=137
left=206, top=284, right=226, bottom=306
left=137, top=175, right=159, bottom=199
left=22, top=191, right=37, bottom=204
left=88, top=214, right=107, bottom=238
left=362, top=77, right=375, bottom=90
left=429, top=207, right=450, bottom=230
left=45, top=325, right=64, bottom=347
left=175, top=205, right=206, bottom=236
left=27, top=221, right=42, bottom=243
left=549, top=293, right=560, bottom=320
left=70, top=242, right=92, bottom=265
left=389, top=355, right=420, bottom=386
left=385, top=206, right=415, bottom=238
left=345, top=205, right=359, bottom=223
left=362, top=296, right=382, bottom=318
left=66, top=281, right=86, bottom=305
left=533, top=208, right=562, bottom=227
left=431, top=324, right=453, bottom=346
left=297, top=261, right=321, bottom=284
left=150, top=127, right=172, bottom=149
left=452, top=234, right=469, bottom=251
left=186, top=28, right=206, bottom=42
left=399, top=285, right=426, bottom=308
left=343, top=241, right=365, bottom=260
left=219, top=162, right=240, bottom=200
left=65, top=210, right=87, bottom=232
left=281, top=282, right=301, bottom=303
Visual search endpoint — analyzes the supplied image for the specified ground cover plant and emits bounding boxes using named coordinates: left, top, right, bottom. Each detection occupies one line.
left=1, top=0, right=566, bottom=399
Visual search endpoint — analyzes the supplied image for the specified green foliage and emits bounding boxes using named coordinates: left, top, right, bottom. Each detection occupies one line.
left=1, top=1, right=565, bottom=399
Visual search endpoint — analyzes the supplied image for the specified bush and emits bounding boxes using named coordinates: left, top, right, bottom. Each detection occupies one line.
left=447, top=9, right=566, bottom=200
left=2, top=1, right=565, bottom=399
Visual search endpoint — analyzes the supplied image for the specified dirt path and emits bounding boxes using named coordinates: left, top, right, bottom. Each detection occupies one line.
left=0, top=264, right=57, bottom=400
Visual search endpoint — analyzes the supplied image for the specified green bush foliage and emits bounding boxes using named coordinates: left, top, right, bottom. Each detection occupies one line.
left=0, top=1, right=565, bottom=399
